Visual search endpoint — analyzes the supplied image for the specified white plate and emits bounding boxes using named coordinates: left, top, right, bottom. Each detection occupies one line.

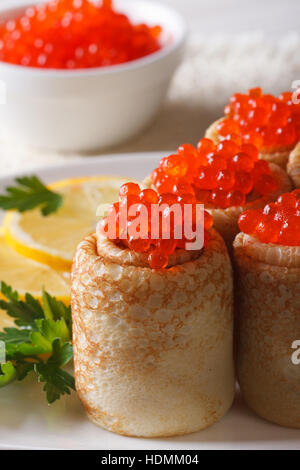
left=0, top=152, right=299, bottom=450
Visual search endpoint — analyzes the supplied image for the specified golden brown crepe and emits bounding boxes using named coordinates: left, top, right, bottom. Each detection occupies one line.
left=287, top=141, right=300, bottom=188
left=71, top=230, right=235, bottom=437
left=234, top=232, right=300, bottom=428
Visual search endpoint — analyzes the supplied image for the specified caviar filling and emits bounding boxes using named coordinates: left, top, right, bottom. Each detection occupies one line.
left=151, top=137, right=278, bottom=210
left=0, top=0, right=162, bottom=69
left=218, top=88, right=300, bottom=152
left=238, top=189, right=300, bottom=246
left=99, top=183, right=213, bottom=269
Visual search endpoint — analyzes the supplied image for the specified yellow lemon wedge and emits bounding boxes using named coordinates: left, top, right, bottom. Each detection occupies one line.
left=0, top=231, right=70, bottom=329
left=2, top=176, right=131, bottom=271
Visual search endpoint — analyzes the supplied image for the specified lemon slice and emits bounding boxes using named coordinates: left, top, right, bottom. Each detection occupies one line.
left=3, top=176, right=130, bottom=271
left=0, top=232, right=70, bottom=329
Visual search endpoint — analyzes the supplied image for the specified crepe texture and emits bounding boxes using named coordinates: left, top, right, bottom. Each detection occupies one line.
left=205, top=118, right=294, bottom=169
left=71, top=230, right=235, bottom=437
left=144, top=164, right=292, bottom=252
left=233, top=233, right=300, bottom=428
left=287, top=141, right=300, bottom=188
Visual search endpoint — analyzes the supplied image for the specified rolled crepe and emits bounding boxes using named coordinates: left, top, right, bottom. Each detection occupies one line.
left=206, top=118, right=294, bottom=169
left=145, top=164, right=292, bottom=251
left=233, top=233, right=300, bottom=428
left=71, top=229, right=235, bottom=437
left=287, top=141, right=300, bottom=188
left=207, top=163, right=291, bottom=250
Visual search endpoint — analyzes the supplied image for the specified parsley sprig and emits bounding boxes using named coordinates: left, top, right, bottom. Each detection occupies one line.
left=0, top=176, right=63, bottom=216
left=0, top=282, right=75, bottom=404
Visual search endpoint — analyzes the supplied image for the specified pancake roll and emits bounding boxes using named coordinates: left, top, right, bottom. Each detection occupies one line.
left=287, top=141, right=300, bottom=188
left=234, top=191, right=300, bottom=428
left=205, top=163, right=291, bottom=249
left=206, top=89, right=300, bottom=170
left=145, top=163, right=292, bottom=250
left=71, top=229, right=235, bottom=437
left=206, top=118, right=293, bottom=169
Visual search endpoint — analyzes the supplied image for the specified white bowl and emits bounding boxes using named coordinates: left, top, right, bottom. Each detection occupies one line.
left=0, top=0, right=187, bottom=152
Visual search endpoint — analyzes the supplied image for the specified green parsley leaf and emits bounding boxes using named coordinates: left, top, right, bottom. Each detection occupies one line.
left=0, top=281, right=44, bottom=327
left=0, top=175, right=63, bottom=216
left=0, top=327, right=32, bottom=345
left=35, top=364, right=75, bottom=404
left=36, top=318, right=70, bottom=345
left=0, top=283, right=74, bottom=403
left=14, top=361, right=35, bottom=381
left=42, top=289, right=72, bottom=333
left=35, top=339, right=75, bottom=404
left=14, top=331, right=52, bottom=358
left=0, top=362, right=17, bottom=388
left=50, top=339, right=73, bottom=367
left=0, top=282, right=19, bottom=301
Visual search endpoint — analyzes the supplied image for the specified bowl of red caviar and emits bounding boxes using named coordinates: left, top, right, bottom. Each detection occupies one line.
left=0, top=0, right=186, bottom=151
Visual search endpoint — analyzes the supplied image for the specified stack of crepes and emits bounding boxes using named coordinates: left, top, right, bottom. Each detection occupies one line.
left=71, top=87, right=300, bottom=436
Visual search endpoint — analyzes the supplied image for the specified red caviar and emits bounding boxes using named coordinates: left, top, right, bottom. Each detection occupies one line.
left=220, top=88, right=300, bottom=152
left=0, top=0, right=162, bottom=69
left=152, top=137, right=278, bottom=209
left=238, top=189, right=300, bottom=246
left=99, top=183, right=212, bottom=269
